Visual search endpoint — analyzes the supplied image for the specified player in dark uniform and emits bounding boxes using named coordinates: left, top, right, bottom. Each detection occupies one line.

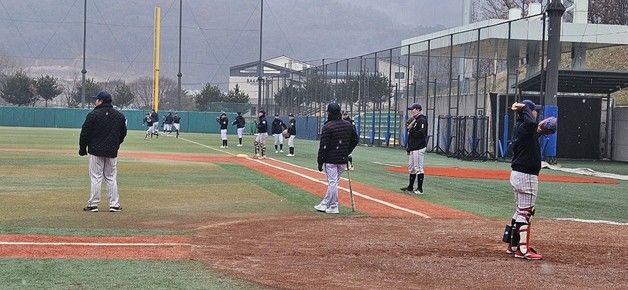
left=314, top=103, right=359, bottom=214
left=502, top=99, right=544, bottom=260
left=286, top=113, right=297, bottom=156
left=271, top=113, right=287, bottom=153
left=400, top=103, right=428, bottom=194
left=232, top=112, right=246, bottom=146
left=150, top=110, right=159, bottom=138
left=143, top=112, right=154, bottom=139
left=163, top=112, right=174, bottom=135
left=254, top=110, right=269, bottom=159
left=216, top=112, right=229, bottom=148
left=173, top=113, right=181, bottom=138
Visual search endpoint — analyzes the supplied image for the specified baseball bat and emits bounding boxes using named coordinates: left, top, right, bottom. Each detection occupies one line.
left=346, top=162, right=355, bottom=212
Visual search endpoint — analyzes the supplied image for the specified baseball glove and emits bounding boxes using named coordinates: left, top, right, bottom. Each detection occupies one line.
left=538, top=117, right=557, bottom=135
left=282, top=129, right=290, bottom=138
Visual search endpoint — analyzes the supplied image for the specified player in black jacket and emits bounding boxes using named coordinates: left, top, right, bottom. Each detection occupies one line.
left=285, top=113, right=296, bottom=156
left=271, top=113, right=287, bottom=153
left=502, top=99, right=544, bottom=260
left=254, top=110, right=269, bottom=159
left=314, top=103, right=359, bottom=214
left=232, top=112, right=246, bottom=146
left=216, top=112, right=229, bottom=148
left=400, top=103, right=428, bottom=194
left=150, top=110, right=159, bottom=138
left=79, top=91, right=127, bottom=212
left=143, top=113, right=153, bottom=139
left=163, top=112, right=174, bottom=135
left=173, top=113, right=181, bottom=138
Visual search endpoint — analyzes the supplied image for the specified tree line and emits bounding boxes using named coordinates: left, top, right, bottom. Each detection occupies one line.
left=0, top=70, right=251, bottom=111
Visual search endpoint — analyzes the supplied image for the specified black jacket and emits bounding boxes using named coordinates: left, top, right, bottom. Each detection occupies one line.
left=287, top=119, right=296, bottom=135
left=150, top=111, right=159, bottom=123
left=257, top=116, right=268, bottom=133
left=271, top=118, right=287, bottom=134
left=406, top=114, right=428, bottom=152
left=511, top=107, right=541, bottom=175
left=232, top=115, right=246, bottom=128
left=144, top=115, right=153, bottom=126
left=173, top=115, right=181, bottom=124
left=80, top=103, right=127, bottom=158
left=164, top=114, right=174, bottom=124
left=317, top=119, right=359, bottom=165
left=217, top=116, right=228, bottom=130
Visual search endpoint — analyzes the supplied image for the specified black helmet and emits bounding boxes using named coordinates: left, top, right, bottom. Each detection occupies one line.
left=327, top=103, right=341, bottom=114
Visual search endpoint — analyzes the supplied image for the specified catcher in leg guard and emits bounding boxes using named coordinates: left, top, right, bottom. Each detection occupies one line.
left=503, top=100, right=544, bottom=260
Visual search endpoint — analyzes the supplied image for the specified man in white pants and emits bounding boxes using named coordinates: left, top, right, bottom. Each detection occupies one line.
left=254, top=110, right=269, bottom=159
left=232, top=112, right=246, bottom=146
left=286, top=113, right=296, bottom=156
left=217, top=112, right=229, bottom=148
left=79, top=91, right=127, bottom=212
left=400, top=103, right=428, bottom=194
left=314, top=103, right=359, bottom=214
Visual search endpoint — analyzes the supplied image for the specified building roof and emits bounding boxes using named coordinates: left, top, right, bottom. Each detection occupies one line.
left=517, top=69, right=628, bottom=95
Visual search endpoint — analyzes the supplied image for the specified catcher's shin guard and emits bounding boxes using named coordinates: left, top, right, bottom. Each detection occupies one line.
left=503, top=219, right=517, bottom=254
left=254, top=141, right=259, bottom=155
left=261, top=144, right=266, bottom=157
left=239, top=138, right=242, bottom=145
left=289, top=147, right=294, bottom=155
left=514, top=222, right=542, bottom=260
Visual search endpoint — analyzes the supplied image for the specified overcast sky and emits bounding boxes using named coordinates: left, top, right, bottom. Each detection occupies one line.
left=0, top=0, right=464, bottom=89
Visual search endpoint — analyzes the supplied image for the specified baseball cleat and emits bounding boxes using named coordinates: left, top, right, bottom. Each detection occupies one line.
left=275, top=150, right=279, bottom=153
left=413, top=190, right=424, bottom=195
left=109, top=206, right=122, bottom=212
left=237, top=144, right=243, bottom=147
left=314, top=204, right=327, bottom=212
left=279, top=150, right=284, bottom=153
left=515, top=248, right=542, bottom=260
left=83, top=206, right=98, bottom=212
left=325, top=206, right=339, bottom=214
left=400, top=187, right=414, bottom=193
left=286, top=154, right=294, bottom=157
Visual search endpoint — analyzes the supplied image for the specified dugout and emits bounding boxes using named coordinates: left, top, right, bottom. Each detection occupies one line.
left=492, top=69, right=628, bottom=159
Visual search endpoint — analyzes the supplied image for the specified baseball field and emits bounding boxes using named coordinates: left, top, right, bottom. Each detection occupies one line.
left=0, top=126, right=626, bottom=289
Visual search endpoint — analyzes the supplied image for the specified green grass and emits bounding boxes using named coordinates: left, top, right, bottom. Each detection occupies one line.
left=0, top=259, right=260, bottom=289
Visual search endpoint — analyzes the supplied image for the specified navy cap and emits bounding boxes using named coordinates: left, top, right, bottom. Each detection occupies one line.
left=407, top=103, right=422, bottom=111
left=92, top=91, right=112, bottom=101
left=522, top=99, right=542, bottom=111
left=274, top=112, right=280, bottom=117
left=288, top=113, right=294, bottom=117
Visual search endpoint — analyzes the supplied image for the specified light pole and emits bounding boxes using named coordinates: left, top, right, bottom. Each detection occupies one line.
left=257, top=0, right=264, bottom=113
left=177, top=0, right=182, bottom=110
left=81, top=0, right=87, bottom=108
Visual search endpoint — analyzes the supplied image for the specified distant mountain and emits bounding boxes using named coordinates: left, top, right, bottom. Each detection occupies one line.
left=0, top=0, right=450, bottom=91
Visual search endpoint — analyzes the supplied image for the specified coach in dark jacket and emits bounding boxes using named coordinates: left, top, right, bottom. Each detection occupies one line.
left=401, top=103, right=428, bottom=194
left=79, top=91, right=127, bottom=213
left=314, top=103, right=359, bottom=214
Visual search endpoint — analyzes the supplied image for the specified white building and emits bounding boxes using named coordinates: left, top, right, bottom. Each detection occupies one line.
left=229, top=55, right=310, bottom=106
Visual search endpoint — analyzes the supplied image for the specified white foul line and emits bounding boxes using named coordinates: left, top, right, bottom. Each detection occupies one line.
left=0, top=241, right=191, bottom=247
left=180, top=138, right=430, bottom=218
left=555, top=218, right=628, bottom=226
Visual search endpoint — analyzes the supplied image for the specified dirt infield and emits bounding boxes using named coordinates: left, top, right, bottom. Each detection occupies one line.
left=385, top=166, right=620, bottom=184
left=193, top=217, right=628, bottom=289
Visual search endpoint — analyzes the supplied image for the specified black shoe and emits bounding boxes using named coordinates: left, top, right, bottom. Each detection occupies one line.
left=83, top=206, right=98, bottom=212
left=400, top=187, right=413, bottom=193
left=109, top=206, right=122, bottom=212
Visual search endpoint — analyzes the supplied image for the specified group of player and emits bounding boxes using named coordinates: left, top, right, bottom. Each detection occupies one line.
left=143, top=110, right=181, bottom=139
left=216, top=111, right=297, bottom=158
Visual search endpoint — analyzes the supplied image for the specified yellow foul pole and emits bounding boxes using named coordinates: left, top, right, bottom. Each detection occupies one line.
left=152, top=6, right=161, bottom=112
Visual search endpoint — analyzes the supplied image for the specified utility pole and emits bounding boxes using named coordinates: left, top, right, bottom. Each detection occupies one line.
left=257, top=0, right=264, bottom=113
left=544, top=0, right=565, bottom=106
left=81, top=0, right=87, bottom=108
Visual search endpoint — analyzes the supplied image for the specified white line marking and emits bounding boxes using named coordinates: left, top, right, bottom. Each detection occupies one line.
left=0, top=242, right=191, bottom=247
left=554, top=218, right=628, bottom=226
left=181, top=138, right=430, bottom=218
left=371, top=161, right=402, bottom=167
left=180, top=137, right=233, bottom=155
left=251, top=158, right=430, bottom=218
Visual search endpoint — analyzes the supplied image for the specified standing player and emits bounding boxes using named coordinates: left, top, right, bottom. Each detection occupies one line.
left=232, top=112, right=246, bottom=147
left=163, top=112, right=174, bottom=135
left=79, top=91, right=127, bottom=212
left=150, top=109, right=159, bottom=138
left=285, top=113, right=296, bottom=156
left=254, top=110, right=268, bottom=159
left=216, top=112, right=229, bottom=148
left=400, top=103, right=428, bottom=194
left=502, top=100, right=544, bottom=260
left=314, top=103, right=359, bottom=214
left=271, top=113, right=287, bottom=153
left=173, top=112, right=181, bottom=138
left=143, top=112, right=154, bottom=139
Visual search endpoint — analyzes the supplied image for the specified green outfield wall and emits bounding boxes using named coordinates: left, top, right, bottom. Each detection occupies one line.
left=0, top=106, right=242, bottom=134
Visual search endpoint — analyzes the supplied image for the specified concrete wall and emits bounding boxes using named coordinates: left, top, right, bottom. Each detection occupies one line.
left=612, top=106, right=628, bottom=162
